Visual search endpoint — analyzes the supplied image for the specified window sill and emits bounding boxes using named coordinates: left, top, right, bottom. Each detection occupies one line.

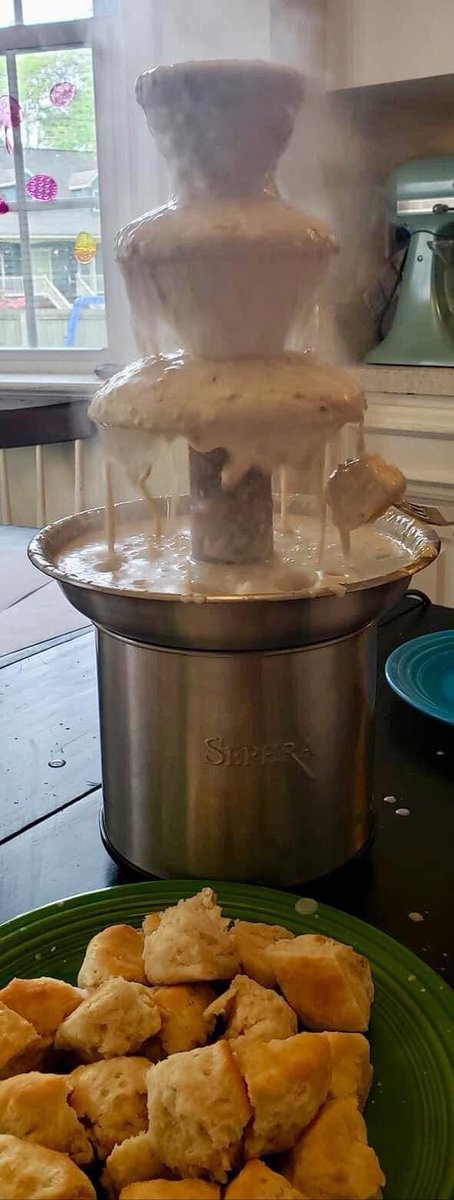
left=0, top=379, right=97, bottom=448
left=0, top=373, right=98, bottom=406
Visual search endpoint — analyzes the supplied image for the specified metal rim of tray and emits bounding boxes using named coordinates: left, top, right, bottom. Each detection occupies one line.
left=28, top=498, right=440, bottom=606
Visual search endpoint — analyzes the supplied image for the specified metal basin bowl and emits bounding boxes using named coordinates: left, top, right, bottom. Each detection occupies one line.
left=28, top=500, right=439, bottom=652
left=27, top=501, right=439, bottom=884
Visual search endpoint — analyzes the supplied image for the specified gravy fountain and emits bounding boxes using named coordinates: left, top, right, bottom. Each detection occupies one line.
left=29, top=62, right=439, bottom=884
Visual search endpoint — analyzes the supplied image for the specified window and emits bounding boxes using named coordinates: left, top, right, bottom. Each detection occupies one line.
left=21, top=2, right=93, bottom=22
left=0, top=1, right=15, bottom=28
left=0, top=2, right=93, bottom=27
left=0, top=1, right=108, bottom=362
left=0, top=0, right=276, bottom=380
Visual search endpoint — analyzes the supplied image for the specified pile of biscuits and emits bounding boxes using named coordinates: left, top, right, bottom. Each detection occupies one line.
left=0, top=888, right=385, bottom=1199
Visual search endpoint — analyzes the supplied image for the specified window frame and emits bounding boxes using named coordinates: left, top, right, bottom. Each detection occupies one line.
left=0, top=5, right=117, bottom=378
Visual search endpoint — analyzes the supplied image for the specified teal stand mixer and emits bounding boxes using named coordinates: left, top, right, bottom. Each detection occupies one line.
left=366, top=155, right=454, bottom=366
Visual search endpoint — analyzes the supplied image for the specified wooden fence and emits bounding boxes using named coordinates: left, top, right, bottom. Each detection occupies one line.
left=0, top=309, right=106, bottom=349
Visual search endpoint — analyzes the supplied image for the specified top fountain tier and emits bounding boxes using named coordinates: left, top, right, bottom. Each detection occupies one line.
left=136, top=59, right=305, bottom=199
left=116, top=60, right=337, bottom=359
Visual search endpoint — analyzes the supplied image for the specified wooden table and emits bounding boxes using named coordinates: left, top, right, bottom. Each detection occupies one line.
left=1, top=593, right=453, bottom=986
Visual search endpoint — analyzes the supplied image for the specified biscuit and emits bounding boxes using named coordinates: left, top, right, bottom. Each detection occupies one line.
left=0, top=1133, right=96, bottom=1199
left=282, top=1097, right=385, bottom=1199
left=143, top=889, right=239, bottom=985
left=0, top=1002, right=44, bottom=1080
left=78, top=925, right=146, bottom=988
left=142, top=914, right=162, bottom=937
left=69, top=1056, right=150, bottom=1160
left=0, top=1071, right=92, bottom=1163
left=120, top=1183, right=220, bottom=1200
left=102, top=1132, right=163, bottom=1199
left=0, top=977, right=84, bottom=1039
left=150, top=984, right=216, bottom=1056
left=225, top=1160, right=308, bottom=1198
left=232, top=922, right=295, bottom=989
left=326, top=1033, right=373, bottom=1110
left=267, top=934, right=374, bottom=1032
left=55, top=978, right=161, bottom=1061
left=233, top=1032, right=331, bottom=1157
left=205, top=974, right=297, bottom=1043
left=326, top=453, right=405, bottom=534
left=147, top=1040, right=251, bottom=1182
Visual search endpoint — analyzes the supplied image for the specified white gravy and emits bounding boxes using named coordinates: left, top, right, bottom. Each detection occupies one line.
left=56, top=513, right=412, bottom=600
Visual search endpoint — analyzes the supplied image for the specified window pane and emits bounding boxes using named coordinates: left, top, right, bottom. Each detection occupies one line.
left=0, top=46, right=106, bottom=351
left=22, top=0, right=93, bottom=21
left=0, top=1, right=15, bottom=29
left=0, top=0, right=93, bottom=23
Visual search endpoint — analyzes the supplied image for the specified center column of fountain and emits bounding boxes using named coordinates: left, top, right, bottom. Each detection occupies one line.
left=120, top=62, right=312, bottom=566
left=189, top=448, right=273, bottom=563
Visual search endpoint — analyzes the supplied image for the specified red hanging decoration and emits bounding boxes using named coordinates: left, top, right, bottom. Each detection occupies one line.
left=50, top=82, right=77, bottom=108
left=26, top=174, right=58, bottom=202
left=0, top=95, right=22, bottom=154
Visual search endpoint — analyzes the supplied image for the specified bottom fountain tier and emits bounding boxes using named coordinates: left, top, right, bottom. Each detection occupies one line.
left=28, top=498, right=438, bottom=650
left=28, top=498, right=438, bottom=883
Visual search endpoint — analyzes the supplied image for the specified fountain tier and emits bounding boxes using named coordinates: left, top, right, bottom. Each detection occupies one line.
left=118, top=61, right=337, bottom=359
left=91, top=351, right=365, bottom=562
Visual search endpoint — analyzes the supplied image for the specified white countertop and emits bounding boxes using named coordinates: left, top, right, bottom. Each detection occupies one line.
left=357, top=364, right=454, bottom=397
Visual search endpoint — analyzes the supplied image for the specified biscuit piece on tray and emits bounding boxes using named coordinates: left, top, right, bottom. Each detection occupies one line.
left=69, top=1056, right=150, bottom=1160
left=326, top=1033, right=373, bottom=1110
left=267, top=934, right=374, bottom=1032
left=233, top=1032, right=331, bottom=1158
left=225, top=1159, right=308, bottom=1198
left=143, top=889, right=239, bottom=985
left=0, top=1133, right=96, bottom=1200
left=147, top=1040, right=251, bottom=1182
left=120, top=1182, right=221, bottom=1199
left=78, top=925, right=147, bottom=988
left=205, top=973, right=297, bottom=1043
left=282, top=1097, right=385, bottom=1200
left=55, top=978, right=161, bottom=1061
left=0, top=977, right=84, bottom=1042
left=150, top=984, right=216, bottom=1056
left=142, top=913, right=162, bottom=937
left=102, top=1131, right=164, bottom=1199
left=232, top=921, right=295, bottom=989
left=0, top=1071, right=92, bottom=1163
left=0, top=1002, right=44, bottom=1080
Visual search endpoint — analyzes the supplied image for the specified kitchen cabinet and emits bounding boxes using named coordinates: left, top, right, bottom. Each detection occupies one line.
left=327, top=0, right=454, bottom=90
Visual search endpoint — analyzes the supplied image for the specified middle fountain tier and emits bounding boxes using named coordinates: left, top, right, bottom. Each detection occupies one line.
left=91, top=60, right=366, bottom=572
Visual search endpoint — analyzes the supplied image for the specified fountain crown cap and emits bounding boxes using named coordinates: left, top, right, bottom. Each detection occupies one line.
left=136, top=59, right=305, bottom=197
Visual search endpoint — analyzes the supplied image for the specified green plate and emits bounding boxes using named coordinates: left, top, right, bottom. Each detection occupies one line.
left=0, top=881, right=452, bottom=1200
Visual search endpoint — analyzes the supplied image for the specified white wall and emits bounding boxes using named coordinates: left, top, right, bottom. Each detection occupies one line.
left=155, top=0, right=271, bottom=62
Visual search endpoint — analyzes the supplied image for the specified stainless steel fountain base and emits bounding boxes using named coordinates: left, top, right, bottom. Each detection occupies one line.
left=97, top=623, right=376, bottom=884
left=28, top=500, right=440, bottom=885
